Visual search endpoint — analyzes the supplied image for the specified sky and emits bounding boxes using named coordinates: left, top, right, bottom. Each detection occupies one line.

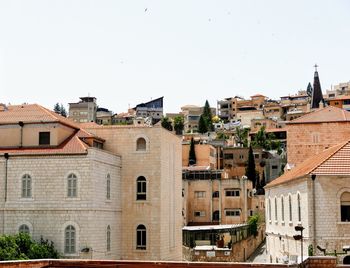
left=1, top=0, right=350, bottom=114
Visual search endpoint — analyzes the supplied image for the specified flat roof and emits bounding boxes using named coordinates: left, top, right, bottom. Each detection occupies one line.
left=183, top=224, right=248, bottom=231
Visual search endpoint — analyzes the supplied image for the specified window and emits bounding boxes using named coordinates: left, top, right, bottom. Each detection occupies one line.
left=136, top=225, right=146, bottom=250
left=39, top=132, right=50, bottom=145
left=268, top=199, right=272, bottom=221
left=64, top=225, right=76, bottom=254
left=225, top=209, right=241, bottom=216
left=341, top=192, right=350, bottom=222
left=297, top=194, right=301, bottom=222
left=136, top=138, right=146, bottom=151
left=107, top=226, right=111, bottom=252
left=239, top=155, right=244, bottom=159
left=136, top=176, right=146, bottom=200
left=281, top=196, right=285, bottom=222
left=212, top=191, right=219, bottom=198
left=225, top=189, right=240, bottom=197
left=272, top=165, right=278, bottom=170
left=194, top=211, right=205, bottom=217
left=213, top=210, right=220, bottom=221
left=19, top=224, right=30, bottom=234
left=67, top=173, right=77, bottom=198
left=106, top=174, right=111, bottom=200
left=275, top=197, right=278, bottom=221
left=195, top=191, right=206, bottom=198
left=224, top=153, right=233, bottom=159
left=21, top=174, right=32, bottom=198
left=289, top=195, right=292, bottom=222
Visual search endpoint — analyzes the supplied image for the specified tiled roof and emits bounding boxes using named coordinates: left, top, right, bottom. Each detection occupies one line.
left=266, top=140, right=350, bottom=188
left=0, top=104, right=79, bottom=129
left=288, top=106, right=350, bottom=124
left=0, top=135, right=89, bottom=156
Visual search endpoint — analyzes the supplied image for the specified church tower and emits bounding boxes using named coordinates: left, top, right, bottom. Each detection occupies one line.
left=311, top=64, right=325, bottom=109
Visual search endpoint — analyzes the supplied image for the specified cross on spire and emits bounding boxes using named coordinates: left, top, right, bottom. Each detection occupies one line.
left=314, top=64, right=318, bottom=72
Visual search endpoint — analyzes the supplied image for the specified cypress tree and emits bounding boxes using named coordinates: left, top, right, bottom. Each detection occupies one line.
left=53, top=103, right=61, bottom=114
left=202, top=100, right=213, bottom=131
left=189, top=137, right=196, bottom=165
left=246, top=145, right=257, bottom=188
left=198, top=115, right=208, bottom=134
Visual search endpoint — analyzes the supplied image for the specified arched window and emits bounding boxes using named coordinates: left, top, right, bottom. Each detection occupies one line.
left=341, top=192, right=350, bottom=222
left=106, top=174, right=111, bottom=200
left=268, top=199, right=271, bottom=221
left=136, top=224, right=146, bottom=250
left=136, top=138, right=146, bottom=151
left=281, top=196, right=285, bottom=222
left=275, top=197, right=278, bottom=221
left=297, top=193, right=301, bottom=222
left=289, top=195, right=292, bottom=222
left=136, top=176, right=147, bottom=200
left=21, top=174, right=32, bottom=198
left=213, top=210, right=220, bottom=221
left=67, top=173, right=77, bottom=198
left=64, top=225, right=76, bottom=254
left=107, top=225, right=111, bottom=252
left=19, top=224, right=30, bottom=234
left=212, top=191, right=219, bottom=198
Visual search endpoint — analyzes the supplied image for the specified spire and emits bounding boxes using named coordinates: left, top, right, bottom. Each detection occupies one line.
left=311, top=64, right=324, bottom=109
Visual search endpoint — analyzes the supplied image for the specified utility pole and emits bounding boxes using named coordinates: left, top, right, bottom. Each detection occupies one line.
left=293, top=225, right=305, bottom=267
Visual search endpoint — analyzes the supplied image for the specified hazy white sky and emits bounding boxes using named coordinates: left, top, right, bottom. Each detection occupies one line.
left=1, top=0, right=350, bottom=114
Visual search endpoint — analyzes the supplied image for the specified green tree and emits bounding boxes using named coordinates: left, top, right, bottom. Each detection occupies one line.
left=198, top=115, right=208, bottom=134
left=161, top=116, right=173, bottom=131
left=202, top=100, right=214, bottom=131
left=248, top=214, right=260, bottom=237
left=246, top=145, right=257, bottom=188
left=188, top=137, right=196, bottom=165
left=59, top=104, right=67, bottom=117
left=0, top=233, right=59, bottom=261
left=234, top=127, right=249, bottom=147
left=251, top=126, right=282, bottom=153
left=173, top=115, right=184, bottom=135
left=53, top=103, right=61, bottom=114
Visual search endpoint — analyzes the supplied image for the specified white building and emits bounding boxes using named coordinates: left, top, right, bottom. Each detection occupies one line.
left=265, top=140, right=350, bottom=264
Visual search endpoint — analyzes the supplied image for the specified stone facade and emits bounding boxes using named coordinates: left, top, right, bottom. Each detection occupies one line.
left=265, top=175, right=350, bottom=264
left=85, top=125, right=183, bottom=261
left=0, top=148, right=121, bottom=259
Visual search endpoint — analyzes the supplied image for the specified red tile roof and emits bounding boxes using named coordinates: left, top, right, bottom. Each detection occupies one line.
left=288, top=106, right=350, bottom=124
left=266, top=140, right=350, bottom=188
left=0, top=134, right=89, bottom=156
left=0, top=104, right=103, bottom=156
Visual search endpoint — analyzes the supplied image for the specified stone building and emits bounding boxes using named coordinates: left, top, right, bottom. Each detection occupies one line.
left=0, top=104, right=182, bottom=261
left=265, top=139, right=350, bottom=265
left=286, top=106, right=350, bottom=167
left=68, top=96, right=97, bottom=123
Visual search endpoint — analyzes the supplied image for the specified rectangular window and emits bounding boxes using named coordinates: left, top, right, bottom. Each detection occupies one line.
left=341, top=205, right=350, bottom=221
left=224, top=153, right=234, bottom=159
left=194, top=211, right=205, bottom=217
left=225, top=210, right=240, bottom=216
left=225, top=189, right=240, bottom=197
left=272, top=165, right=278, bottom=170
left=39, top=132, right=50, bottom=145
left=195, top=191, right=206, bottom=198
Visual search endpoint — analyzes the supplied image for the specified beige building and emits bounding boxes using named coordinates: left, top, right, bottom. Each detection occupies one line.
left=265, top=140, right=350, bottom=265
left=181, top=105, right=216, bottom=133
left=0, top=103, right=182, bottom=261
left=69, top=96, right=97, bottom=123
left=182, top=143, right=217, bottom=169
left=182, top=171, right=265, bottom=226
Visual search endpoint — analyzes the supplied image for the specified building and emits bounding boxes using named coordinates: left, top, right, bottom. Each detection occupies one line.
left=182, top=143, right=217, bottom=169
left=68, top=97, right=97, bottom=123
left=265, top=139, right=350, bottom=265
left=96, top=108, right=113, bottom=125
left=181, top=105, right=216, bottom=133
left=0, top=104, right=182, bottom=261
left=182, top=171, right=264, bottom=226
left=286, top=106, right=350, bottom=167
left=327, top=96, right=350, bottom=111
left=325, top=81, right=350, bottom=99
left=84, top=123, right=182, bottom=261
left=133, top=97, right=164, bottom=125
